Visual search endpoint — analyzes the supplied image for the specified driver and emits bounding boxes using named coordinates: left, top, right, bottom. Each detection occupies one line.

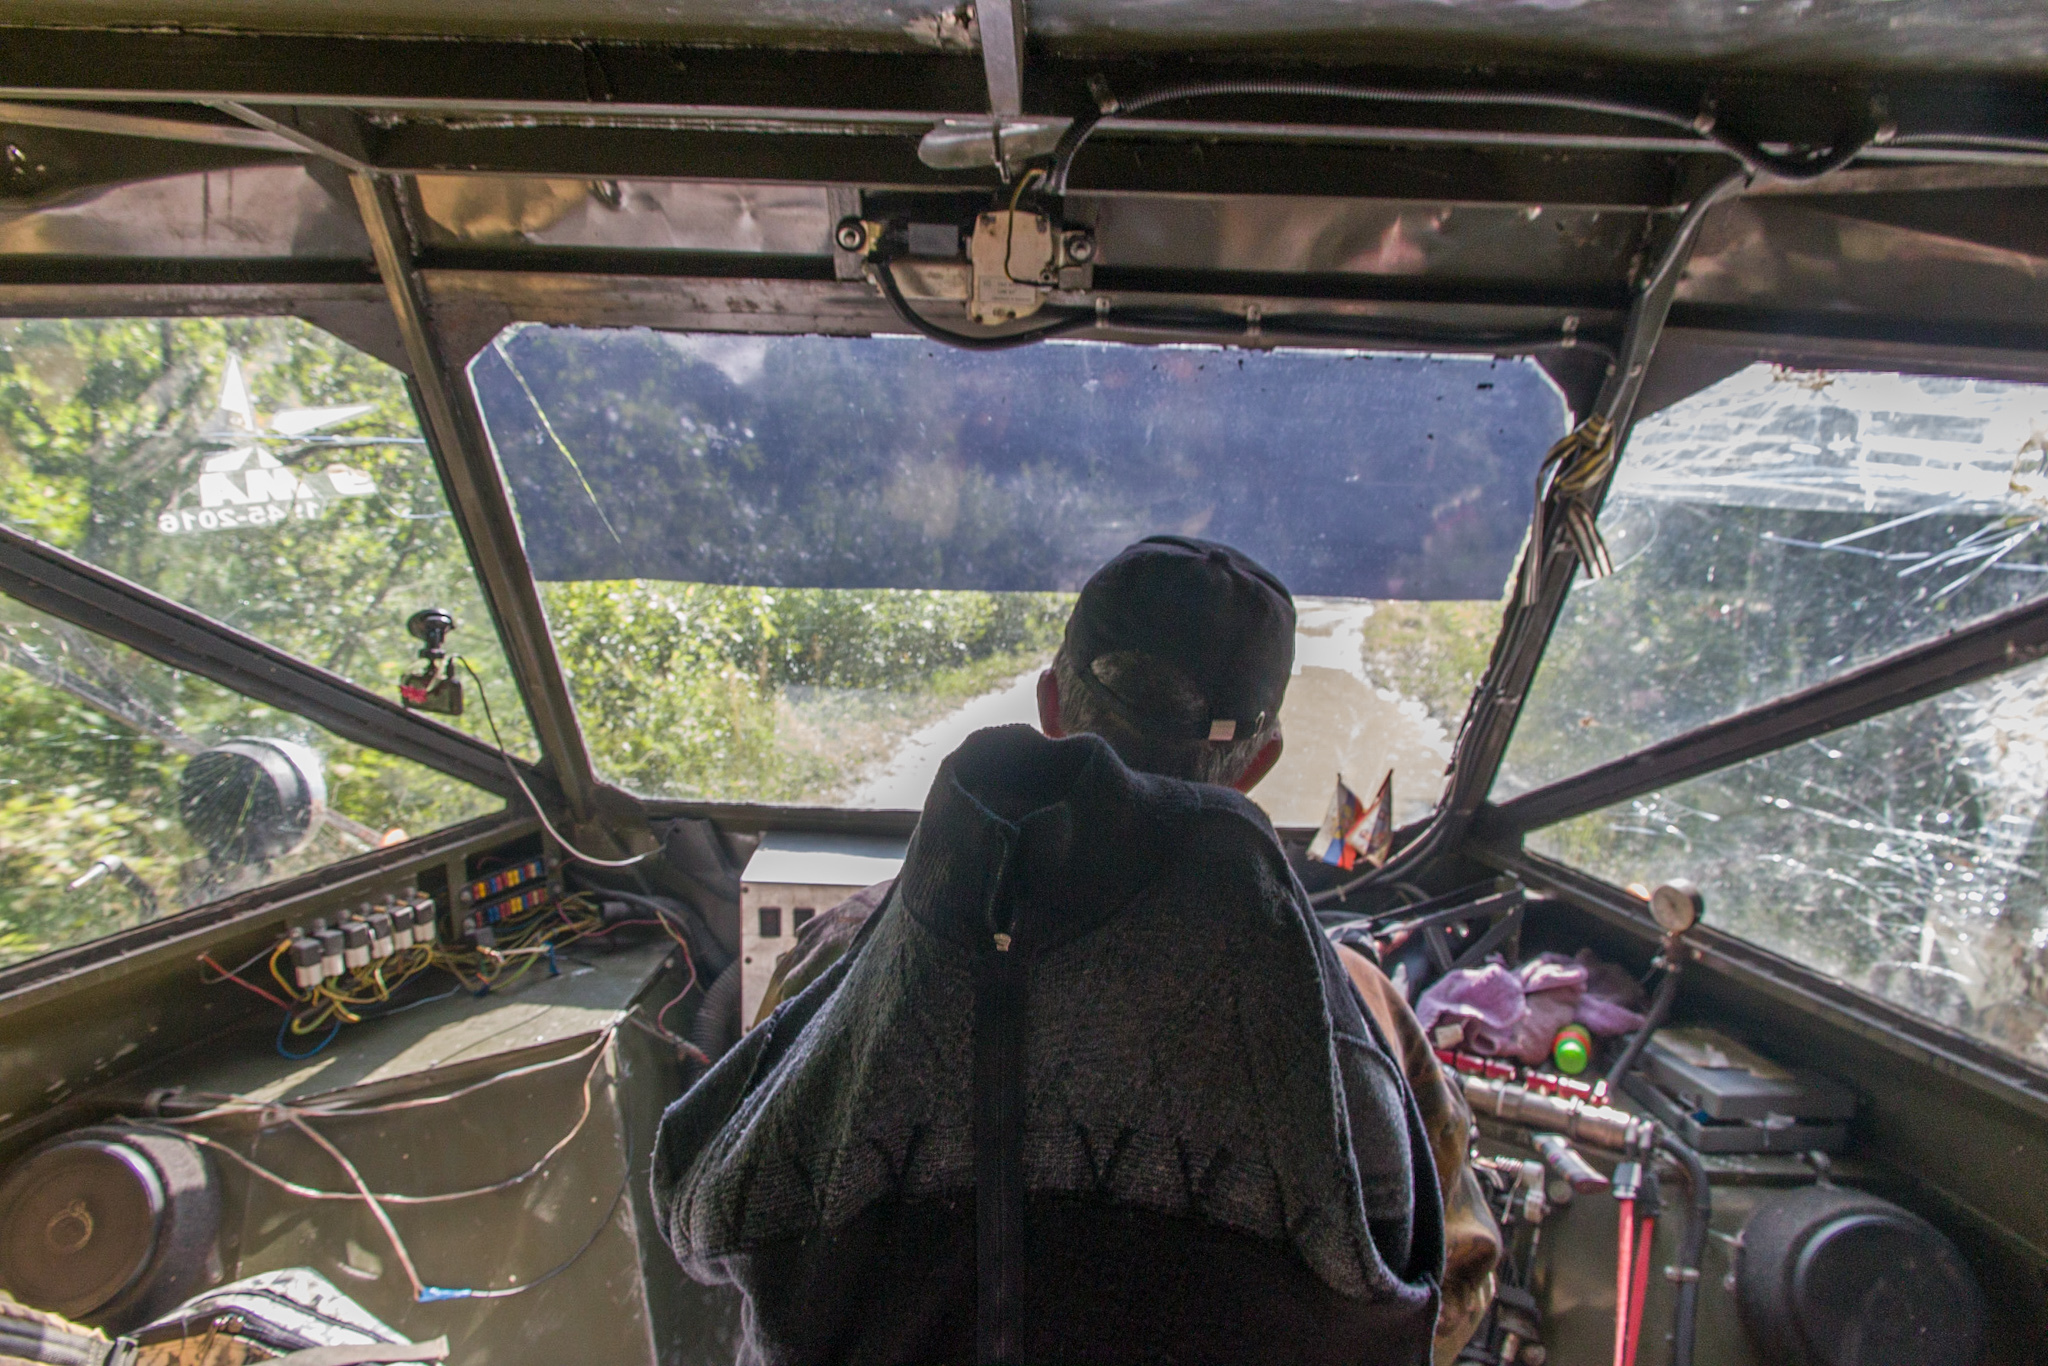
left=653, top=536, right=1453, bottom=1365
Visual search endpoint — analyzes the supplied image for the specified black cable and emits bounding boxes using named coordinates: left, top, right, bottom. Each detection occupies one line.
left=1605, top=951, right=1684, bottom=1090
left=575, top=881, right=734, bottom=978
left=1048, top=80, right=1878, bottom=194
left=1657, top=1129, right=1712, bottom=1366
left=874, top=257, right=1095, bottom=351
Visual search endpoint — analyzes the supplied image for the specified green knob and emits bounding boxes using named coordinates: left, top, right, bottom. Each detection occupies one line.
left=1553, top=1023, right=1593, bottom=1075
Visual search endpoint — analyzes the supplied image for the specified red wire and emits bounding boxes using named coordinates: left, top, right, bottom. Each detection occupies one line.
left=199, top=953, right=292, bottom=1010
left=652, top=929, right=700, bottom=1044
left=1614, top=1195, right=1636, bottom=1366
left=1624, top=1215, right=1656, bottom=1366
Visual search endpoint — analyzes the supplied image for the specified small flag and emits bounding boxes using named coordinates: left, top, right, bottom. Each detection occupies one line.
left=1307, top=771, right=1394, bottom=871
left=1355, top=771, right=1393, bottom=869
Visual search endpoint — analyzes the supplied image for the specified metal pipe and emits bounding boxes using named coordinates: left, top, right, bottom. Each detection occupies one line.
left=1533, top=1132, right=1610, bottom=1192
left=1605, top=953, right=1684, bottom=1091
left=1458, top=1073, right=1658, bottom=1153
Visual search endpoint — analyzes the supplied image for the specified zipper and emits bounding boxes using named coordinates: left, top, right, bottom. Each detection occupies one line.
left=973, top=840, right=1024, bottom=1366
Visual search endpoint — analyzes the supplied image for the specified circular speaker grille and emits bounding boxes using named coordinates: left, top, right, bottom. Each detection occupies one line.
left=1794, top=1212, right=1985, bottom=1366
left=1737, top=1185, right=1986, bottom=1366
left=0, top=1139, right=165, bottom=1319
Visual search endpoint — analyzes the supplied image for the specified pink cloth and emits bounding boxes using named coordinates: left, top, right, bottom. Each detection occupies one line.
left=1415, top=949, right=1646, bottom=1064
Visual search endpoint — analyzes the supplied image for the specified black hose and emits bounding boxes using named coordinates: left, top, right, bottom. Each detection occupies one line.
left=874, top=257, right=1094, bottom=351
left=1657, top=1129, right=1712, bottom=1366
left=572, top=880, right=735, bottom=977
left=1605, top=954, right=1683, bottom=1090
left=689, top=964, right=743, bottom=1065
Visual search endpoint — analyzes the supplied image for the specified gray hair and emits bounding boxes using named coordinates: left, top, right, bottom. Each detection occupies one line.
left=1053, top=647, right=1279, bottom=787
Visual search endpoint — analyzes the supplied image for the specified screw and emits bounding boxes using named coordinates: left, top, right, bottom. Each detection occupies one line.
left=1062, top=229, right=1097, bottom=264
left=833, top=218, right=868, bottom=252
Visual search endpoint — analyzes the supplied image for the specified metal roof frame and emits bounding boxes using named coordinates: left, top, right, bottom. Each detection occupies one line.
left=5, top=19, right=2048, bottom=915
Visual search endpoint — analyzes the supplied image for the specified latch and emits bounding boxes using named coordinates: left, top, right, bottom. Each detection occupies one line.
left=835, top=212, right=1095, bottom=324
left=969, top=210, right=1056, bottom=324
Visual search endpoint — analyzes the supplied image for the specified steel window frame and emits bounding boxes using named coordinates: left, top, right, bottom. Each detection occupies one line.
left=1486, top=587, right=2048, bottom=838
left=351, top=170, right=603, bottom=823
left=0, top=523, right=537, bottom=801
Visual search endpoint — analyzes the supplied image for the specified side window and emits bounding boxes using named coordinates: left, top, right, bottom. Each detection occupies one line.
left=0, top=600, right=498, bottom=971
left=1498, top=364, right=2048, bottom=798
left=0, top=317, right=534, bottom=756
left=1527, top=656, right=2048, bottom=1068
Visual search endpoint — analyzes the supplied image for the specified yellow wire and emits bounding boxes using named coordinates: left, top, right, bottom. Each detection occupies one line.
left=1008, top=166, right=1045, bottom=212
left=269, top=941, right=304, bottom=1003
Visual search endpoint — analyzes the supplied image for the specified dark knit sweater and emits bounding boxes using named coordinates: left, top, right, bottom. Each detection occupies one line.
left=652, top=726, right=1444, bottom=1365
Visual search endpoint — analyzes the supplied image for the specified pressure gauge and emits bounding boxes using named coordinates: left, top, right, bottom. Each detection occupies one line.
left=1649, top=879, right=1703, bottom=935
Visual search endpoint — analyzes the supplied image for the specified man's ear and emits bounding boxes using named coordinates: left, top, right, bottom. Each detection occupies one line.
left=1037, top=670, right=1065, bottom=738
left=1230, top=733, right=1284, bottom=793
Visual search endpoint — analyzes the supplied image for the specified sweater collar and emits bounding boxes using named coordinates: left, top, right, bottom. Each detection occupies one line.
left=898, top=725, right=1186, bottom=956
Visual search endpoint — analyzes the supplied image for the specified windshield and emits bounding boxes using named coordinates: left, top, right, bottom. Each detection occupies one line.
left=1498, top=363, right=2048, bottom=798
left=470, top=327, right=1567, bottom=824
left=0, top=316, right=535, bottom=758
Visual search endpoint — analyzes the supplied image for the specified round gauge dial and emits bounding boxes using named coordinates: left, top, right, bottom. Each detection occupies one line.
left=1649, top=879, right=1703, bottom=934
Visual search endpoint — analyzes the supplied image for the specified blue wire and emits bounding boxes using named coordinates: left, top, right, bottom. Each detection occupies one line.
left=276, top=1014, right=341, bottom=1060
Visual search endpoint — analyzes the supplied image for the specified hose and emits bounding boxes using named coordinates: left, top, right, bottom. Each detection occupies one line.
left=688, top=965, right=743, bottom=1066
left=567, top=878, right=735, bottom=977
left=1605, top=952, right=1684, bottom=1091
left=1657, top=1130, right=1712, bottom=1366
left=1047, top=80, right=1878, bottom=195
left=1613, top=1190, right=1637, bottom=1366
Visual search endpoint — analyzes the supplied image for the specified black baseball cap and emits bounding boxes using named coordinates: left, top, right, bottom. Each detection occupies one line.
left=1062, top=535, right=1295, bottom=743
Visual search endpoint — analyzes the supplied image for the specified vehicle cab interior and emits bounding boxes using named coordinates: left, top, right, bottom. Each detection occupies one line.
left=0, top=4, right=2045, bottom=1364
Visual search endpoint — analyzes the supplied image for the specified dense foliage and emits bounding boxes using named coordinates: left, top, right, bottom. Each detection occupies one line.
left=0, top=317, right=525, bottom=965
left=540, top=579, right=1068, bottom=802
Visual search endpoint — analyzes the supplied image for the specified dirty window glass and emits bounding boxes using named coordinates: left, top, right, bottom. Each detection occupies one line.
left=1529, top=656, right=2048, bottom=1070
left=0, top=602, right=499, bottom=971
left=0, top=317, right=534, bottom=757
left=1498, top=364, right=2048, bottom=799
left=467, top=326, right=1566, bottom=821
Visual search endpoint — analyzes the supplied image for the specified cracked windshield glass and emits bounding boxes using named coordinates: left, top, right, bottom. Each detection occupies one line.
left=470, top=327, right=1569, bottom=826
left=1530, top=657, right=2048, bottom=1069
left=0, top=601, right=497, bottom=970
left=0, top=316, right=533, bottom=758
left=1500, top=363, right=2048, bottom=797
left=1507, top=363, right=2048, bottom=1066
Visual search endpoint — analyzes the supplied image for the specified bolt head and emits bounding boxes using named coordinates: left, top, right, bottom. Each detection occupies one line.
left=833, top=218, right=868, bottom=252
left=1062, top=230, right=1097, bottom=264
